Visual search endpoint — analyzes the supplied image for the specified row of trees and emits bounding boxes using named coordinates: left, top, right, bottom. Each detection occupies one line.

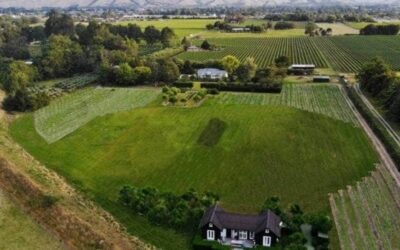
left=360, top=24, right=400, bottom=36
left=262, top=196, right=332, bottom=250
left=118, top=186, right=219, bottom=230
left=357, top=58, right=400, bottom=121
left=206, top=21, right=268, bottom=33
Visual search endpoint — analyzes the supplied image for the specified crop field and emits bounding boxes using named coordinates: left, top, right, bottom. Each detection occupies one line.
left=34, top=87, right=159, bottom=143
left=215, top=84, right=358, bottom=124
left=330, top=165, right=400, bottom=250
left=316, top=22, right=359, bottom=35
left=0, top=190, right=63, bottom=250
left=11, top=84, right=378, bottom=249
left=177, top=37, right=329, bottom=68
left=179, top=35, right=400, bottom=72
left=327, top=36, right=400, bottom=71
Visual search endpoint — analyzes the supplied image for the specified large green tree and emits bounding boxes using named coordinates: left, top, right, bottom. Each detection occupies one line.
left=2, top=61, right=38, bottom=94
left=44, top=10, right=75, bottom=37
left=39, top=35, right=86, bottom=78
left=236, top=57, right=257, bottom=82
left=357, top=57, right=395, bottom=97
left=144, top=26, right=161, bottom=45
left=221, top=55, right=240, bottom=75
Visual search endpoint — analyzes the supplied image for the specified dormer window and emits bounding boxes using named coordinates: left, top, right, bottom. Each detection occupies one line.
left=209, top=223, right=213, bottom=227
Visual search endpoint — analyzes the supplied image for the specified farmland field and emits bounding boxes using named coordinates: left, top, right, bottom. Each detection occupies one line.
left=327, top=36, right=400, bottom=71
left=178, top=35, right=400, bottom=72
left=34, top=87, right=159, bottom=143
left=11, top=84, right=378, bottom=249
left=0, top=190, right=63, bottom=250
left=330, top=165, right=400, bottom=250
left=177, top=37, right=329, bottom=68
left=316, top=22, right=359, bottom=35
left=216, top=84, right=358, bottom=124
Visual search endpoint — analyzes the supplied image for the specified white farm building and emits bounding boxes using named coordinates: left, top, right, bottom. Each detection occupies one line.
left=197, top=68, right=228, bottom=80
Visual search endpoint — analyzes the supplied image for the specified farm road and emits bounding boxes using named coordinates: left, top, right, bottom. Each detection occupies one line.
left=339, top=85, right=400, bottom=188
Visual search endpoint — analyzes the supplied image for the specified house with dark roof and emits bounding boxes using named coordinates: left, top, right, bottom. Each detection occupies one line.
left=199, top=204, right=282, bottom=248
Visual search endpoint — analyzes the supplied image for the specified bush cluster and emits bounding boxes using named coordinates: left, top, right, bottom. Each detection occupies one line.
left=200, top=82, right=282, bottom=93
left=118, top=186, right=219, bottom=230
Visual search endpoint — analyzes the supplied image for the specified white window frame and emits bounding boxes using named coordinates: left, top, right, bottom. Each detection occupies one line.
left=238, top=230, right=248, bottom=240
left=249, top=231, right=255, bottom=240
left=207, top=230, right=215, bottom=240
left=263, top=236, right=271, bottom=247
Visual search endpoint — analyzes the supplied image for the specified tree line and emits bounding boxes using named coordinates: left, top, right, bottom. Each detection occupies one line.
left=357, top=58, right=400, bottom=122
left=360, top=24, right=400, bottom=36
left=0, top=10, right=179, bottom=111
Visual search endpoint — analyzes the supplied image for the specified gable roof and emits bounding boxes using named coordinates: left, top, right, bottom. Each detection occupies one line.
left=197, top=68, right=228, bottom=76
left=199, top=204, right=281, bottom=237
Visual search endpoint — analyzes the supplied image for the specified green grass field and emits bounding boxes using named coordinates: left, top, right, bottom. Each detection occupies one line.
left=11, top=84, right=378, bottom=249
left=34, top=87, right=159, bottom=143
left=316, top=23, right=359, bottom=35
left=0, top=190, right=63, bottom=250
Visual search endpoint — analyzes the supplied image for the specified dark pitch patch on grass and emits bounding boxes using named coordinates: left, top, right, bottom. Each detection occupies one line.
left=197, top=118, right=227, bottom=147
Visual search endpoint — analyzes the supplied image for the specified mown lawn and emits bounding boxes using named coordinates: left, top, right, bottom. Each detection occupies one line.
left=11, top=97, right=377, bottom=249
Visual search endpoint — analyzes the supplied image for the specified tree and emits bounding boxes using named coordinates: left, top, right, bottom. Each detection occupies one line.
left=133, top=66, right=152, bottom=85
left=115, top=63, right=135, bottom=86
left=158, top=59, right=180, bottom=83
left=201, top=40, right=211, bottom=50
left=2, top=61, right=38, bottom=94
left=39, top=35, right=86, bottom=78
left=160, top=27, right=176, bottom=48
left=357, top=57, right=395, bottom=97
left=44, top=10, right=75, bottom=37
left=206, top=24, right=214, bottom=30
left=275, top=55, right=291, bottom=68
left=305, top=22, right=318, bottom=36
left=1, top=37, right=30, bottom=60
left=221, top=55, right=240, bottom=75
left=236, top=57, right=257, bottom=82
left=127, top=23, right=142, bottom=41
left=144, top=26, right=161, bottom=45
left=306, top=213, right=333, bottom=235
left=182, top=60, right=195, bottom=74
left=181, top=37, right=191, bottom=50
left=261, top=196, right=283, bottom=216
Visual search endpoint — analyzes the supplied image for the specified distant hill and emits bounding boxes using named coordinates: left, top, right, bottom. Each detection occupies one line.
left=0, top=0, right=395, bottom=9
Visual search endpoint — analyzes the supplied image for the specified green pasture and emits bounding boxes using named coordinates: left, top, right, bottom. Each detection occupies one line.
left=11, top=84, right=378, bottom=249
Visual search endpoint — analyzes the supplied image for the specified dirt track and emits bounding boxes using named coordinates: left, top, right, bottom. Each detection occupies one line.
left=340, top=85, right=400, bottom=188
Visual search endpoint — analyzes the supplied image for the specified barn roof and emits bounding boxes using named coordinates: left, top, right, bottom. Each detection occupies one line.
left=199, top=204, right=282, bottom=237
left=197, top=68, right=228, bottom=76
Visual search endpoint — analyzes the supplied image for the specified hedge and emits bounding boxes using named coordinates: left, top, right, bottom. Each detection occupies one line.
left=346, top=86, right=400, bottom=169
left=172, top=81, right=194, bottom=88
left=192, top=235, right=230, bottom=250
left=200, top=82, right=282, bottom=93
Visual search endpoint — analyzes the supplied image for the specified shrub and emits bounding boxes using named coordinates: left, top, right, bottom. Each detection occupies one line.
left=207, top=88, right=220, bottom=95
left=118, top=186, right=219, bottom=231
